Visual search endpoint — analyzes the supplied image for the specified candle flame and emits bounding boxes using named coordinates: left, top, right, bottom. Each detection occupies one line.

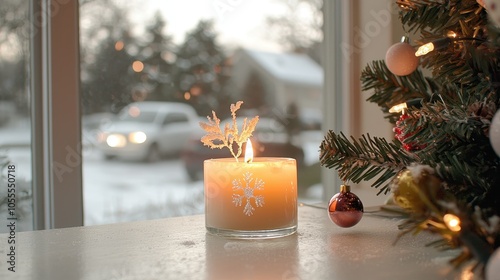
left=244, top=139, right=253, bottom=163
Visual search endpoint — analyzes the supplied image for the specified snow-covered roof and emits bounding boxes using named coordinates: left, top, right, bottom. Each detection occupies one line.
left=242, top=49, right=323, bottom=87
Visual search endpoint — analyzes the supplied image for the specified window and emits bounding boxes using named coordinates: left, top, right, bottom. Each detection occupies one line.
left=0, top=1, right=33, bottom=233
left=1, top=0, right=367, bottom=229
left=80, top=0, right=325, bottom=225
left=120, top=110, right=158, bottom=123
left=163, top=113, right=189, bottom=125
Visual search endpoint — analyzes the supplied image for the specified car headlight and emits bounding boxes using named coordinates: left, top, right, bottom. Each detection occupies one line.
left=106, top=134, right=127, bottom=148
left=129, top=131, right=147, bottom=144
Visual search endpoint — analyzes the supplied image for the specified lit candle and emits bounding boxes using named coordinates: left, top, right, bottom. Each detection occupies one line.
left=204, top=139, right=297, bottom=238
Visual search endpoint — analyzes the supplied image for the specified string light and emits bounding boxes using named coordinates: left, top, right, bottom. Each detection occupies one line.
left=415, top=42, right=434, bottom=57
left=389, top=103, right=408, bottom=114
left=415, top=37, right=485, bottom=57
left=396, top=0, right=415, bottom=10
left=443, top=214, right=461, bottom=232
left=415, top=38, right=451, bottom=57
left=446, top=31, right=457, bottom=38
left=389, top=98, right=423, bottom=114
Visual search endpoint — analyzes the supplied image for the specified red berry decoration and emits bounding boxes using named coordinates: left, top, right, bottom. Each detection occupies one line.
left=328, top=185, right=364, bottom=228
left=394, top=113, right=426, bottom=151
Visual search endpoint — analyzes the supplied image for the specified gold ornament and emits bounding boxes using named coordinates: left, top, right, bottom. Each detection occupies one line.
left=392, top=169, right=442, bottom=214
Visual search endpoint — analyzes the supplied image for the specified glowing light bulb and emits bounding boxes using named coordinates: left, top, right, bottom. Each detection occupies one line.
left=415, top=42, right=434, bottom=57
left=415, top=38, right=452, bottom=57
left=389, top=103, right=408, bottom=113
left=443, top=214, right=461, bottom=232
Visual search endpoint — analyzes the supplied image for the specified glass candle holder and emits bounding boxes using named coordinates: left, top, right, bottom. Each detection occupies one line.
left=204, top=157, right=297, bottom=238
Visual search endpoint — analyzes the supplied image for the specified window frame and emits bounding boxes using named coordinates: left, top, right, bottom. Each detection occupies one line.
left=31, top=0, right=83, bottom=230
left=30, top=0, right=348, bottom=228
left=321, top=0, right=350, bottom=200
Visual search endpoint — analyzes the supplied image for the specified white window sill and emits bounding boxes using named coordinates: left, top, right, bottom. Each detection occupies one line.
left=0, top=205, right=464, bottom=279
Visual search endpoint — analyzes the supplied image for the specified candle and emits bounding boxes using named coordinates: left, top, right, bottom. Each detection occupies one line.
left=199, top=101, right=297, bottom=238
left=204, top=141, right=297, bottom=238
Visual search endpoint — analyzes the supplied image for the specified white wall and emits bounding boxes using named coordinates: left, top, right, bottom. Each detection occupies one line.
left=346, top=0, right=399, bottom=206
left=354, top=0, right=395, bottom=139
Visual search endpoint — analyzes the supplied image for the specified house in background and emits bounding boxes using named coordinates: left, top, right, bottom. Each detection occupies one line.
left=230, top=48, right=323, bottom=128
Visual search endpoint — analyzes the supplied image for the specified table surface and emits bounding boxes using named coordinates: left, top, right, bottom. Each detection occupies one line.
left=0, top=205, right=472, bottom=280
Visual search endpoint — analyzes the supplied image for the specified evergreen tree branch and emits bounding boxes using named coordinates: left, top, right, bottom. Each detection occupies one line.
left=321, top=0, right=500, bottom=269
left=399, top=104, right=500, bottom=201
left=419, top=43, right=499, bottom=99
left=320, top=131, right=415, bottom=194
left=361, top=60, right=434, bottom=123
left=399, top=0, right=487, bottom=35
left=401, top=1, right=500, bottom=103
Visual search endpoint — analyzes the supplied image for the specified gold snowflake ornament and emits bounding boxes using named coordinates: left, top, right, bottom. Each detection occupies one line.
left=199, top=101, right=259, bottom=161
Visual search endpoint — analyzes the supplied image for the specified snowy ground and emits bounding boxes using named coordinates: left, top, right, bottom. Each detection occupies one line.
left=0, top=117, right=324, bottom=226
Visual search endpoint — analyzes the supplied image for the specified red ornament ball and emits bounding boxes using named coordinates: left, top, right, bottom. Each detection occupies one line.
left=385, top=41, right=419, bottom=76
left=328, top=185, right=364, bottom=228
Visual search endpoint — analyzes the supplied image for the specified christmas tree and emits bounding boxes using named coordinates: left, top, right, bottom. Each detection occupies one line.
left=320, top=0, right=500, bottom=271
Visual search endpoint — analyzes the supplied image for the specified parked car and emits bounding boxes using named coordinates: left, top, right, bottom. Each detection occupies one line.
left=96, top=101, right=199, bottom=162
left=181, top=117, right=305, bottom=181
left=82, top=112, right=115, bottom=148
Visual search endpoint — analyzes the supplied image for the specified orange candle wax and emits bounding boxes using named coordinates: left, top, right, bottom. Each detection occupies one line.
left=204, top=157, right=297, bottom=237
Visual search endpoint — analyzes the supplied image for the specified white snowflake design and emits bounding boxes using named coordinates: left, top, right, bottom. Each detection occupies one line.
left=232, top=172, right=265, bottom=216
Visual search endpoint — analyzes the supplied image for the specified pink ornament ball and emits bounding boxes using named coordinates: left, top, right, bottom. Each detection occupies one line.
left=484, top=0, right=500, bottom=27
left=385, top=42, right=419, bottom=76
left=486, top=247, right=500, bottom=280
left=490, top=109, right=500, bottom=157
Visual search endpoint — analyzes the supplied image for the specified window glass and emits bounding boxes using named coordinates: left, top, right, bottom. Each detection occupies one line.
left=0, top=1, right=33, bottom=232
left=80, top=0, right=323, bottom=225
left=119, top=109, right=158, bottom=123
left=164, top=113, right=189, bottom=124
